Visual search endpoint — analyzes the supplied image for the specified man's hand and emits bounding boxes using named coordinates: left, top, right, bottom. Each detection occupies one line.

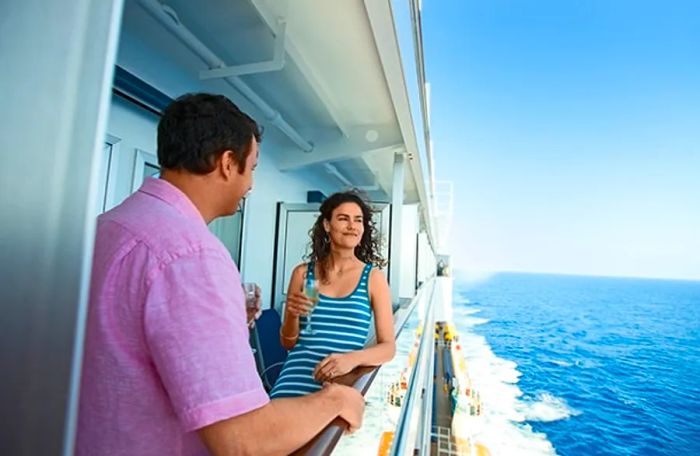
left=246, top=284, right=262, bottom=328
left=323, top=383, right=365, bottom=434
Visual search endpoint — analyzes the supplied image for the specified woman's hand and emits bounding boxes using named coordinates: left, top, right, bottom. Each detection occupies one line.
left=314, top=353, right=359, bottom=382
left=285, top=290, right=312, bottom=318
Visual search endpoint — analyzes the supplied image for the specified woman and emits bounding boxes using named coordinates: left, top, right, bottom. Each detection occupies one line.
left=270, top=191, right=395, bottom=398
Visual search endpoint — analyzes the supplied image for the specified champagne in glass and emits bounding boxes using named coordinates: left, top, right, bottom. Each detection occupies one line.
left=243, top=282, right=257, bottom=311
left=242, top=282, right=258, bottom=353
left=302, top=278, right=320, bottom=335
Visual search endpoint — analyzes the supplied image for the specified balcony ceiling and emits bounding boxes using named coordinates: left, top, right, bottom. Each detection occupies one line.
left=120, top=0, right=422, bottom=203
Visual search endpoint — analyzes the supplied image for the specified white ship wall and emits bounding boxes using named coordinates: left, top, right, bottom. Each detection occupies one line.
left=399, top=204, right=419, bottom=299
left=434, top=276, right=454, bottom=322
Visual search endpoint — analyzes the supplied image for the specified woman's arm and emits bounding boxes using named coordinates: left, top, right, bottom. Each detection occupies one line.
left=352, top=268, right=396, bottom=364
left=279, top=264, right=312, bottom=350
left=314, top=268, right=395, bottom=381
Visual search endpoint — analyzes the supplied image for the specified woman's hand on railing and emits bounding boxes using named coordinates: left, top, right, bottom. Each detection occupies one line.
left=314, top=352, right=359, bottom=382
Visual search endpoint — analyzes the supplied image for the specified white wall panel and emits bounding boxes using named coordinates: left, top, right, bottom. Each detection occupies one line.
left=417, top=231, right=435, bottom=285
left=399, top=204, right=419, bottom=298
left=240, top=159, right=336, bottom=308
left=0, top=1, right=124, bottom=454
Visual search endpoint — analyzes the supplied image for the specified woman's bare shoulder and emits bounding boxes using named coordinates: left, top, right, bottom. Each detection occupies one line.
left=291, top=262, right=309, bottom=278
left=369, top=266, right=389, bottom=285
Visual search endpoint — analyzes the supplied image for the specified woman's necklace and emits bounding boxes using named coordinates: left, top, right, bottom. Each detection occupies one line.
left=332, top=256, right=354, bottom=278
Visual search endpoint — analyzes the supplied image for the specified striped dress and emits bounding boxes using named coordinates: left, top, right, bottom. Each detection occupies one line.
left=269, top=262, right=373, bottom=398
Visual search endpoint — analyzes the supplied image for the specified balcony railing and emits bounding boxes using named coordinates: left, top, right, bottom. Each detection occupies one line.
left=390, top=282, right=436, bottom=456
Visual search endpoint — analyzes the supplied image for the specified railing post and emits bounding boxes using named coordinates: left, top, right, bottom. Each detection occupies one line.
left=389, top=152, right=405, bottom=304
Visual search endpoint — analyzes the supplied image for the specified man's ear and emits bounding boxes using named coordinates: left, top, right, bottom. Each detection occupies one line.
left=218, top=150, right=235, bottom=180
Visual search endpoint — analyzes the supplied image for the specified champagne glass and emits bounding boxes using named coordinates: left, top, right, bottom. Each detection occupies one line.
left=301, top=278, right=320, bottom=336
left=243, top=282, right=257, bottom=321
left=243, top=282, right=257, bottom=353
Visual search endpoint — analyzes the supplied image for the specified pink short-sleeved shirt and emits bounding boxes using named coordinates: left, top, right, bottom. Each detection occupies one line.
left=76, top=178, right=269, bottom=456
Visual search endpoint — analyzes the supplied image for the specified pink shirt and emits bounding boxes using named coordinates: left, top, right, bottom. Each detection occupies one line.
left=77, top=178, right=269, bottom=455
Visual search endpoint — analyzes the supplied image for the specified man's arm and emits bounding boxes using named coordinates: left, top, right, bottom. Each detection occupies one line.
left=197, top=383, right=364, bottom=456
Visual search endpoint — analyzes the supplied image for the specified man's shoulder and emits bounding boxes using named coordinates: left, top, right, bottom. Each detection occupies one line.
left=99, top=192, right=226, bottom=264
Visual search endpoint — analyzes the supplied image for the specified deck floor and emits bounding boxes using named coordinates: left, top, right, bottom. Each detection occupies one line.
left=432, top=323, right=459, bottom=455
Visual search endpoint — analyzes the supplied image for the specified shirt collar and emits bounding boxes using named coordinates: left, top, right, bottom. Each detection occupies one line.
left=138, top=177, right=205, bottom=224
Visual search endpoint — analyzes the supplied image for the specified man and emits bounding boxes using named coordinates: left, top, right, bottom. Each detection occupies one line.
left=77, top=93, right=364, bottom=455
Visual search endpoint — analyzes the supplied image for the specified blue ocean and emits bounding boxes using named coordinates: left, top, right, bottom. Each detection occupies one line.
left=453, top=272, right=700, bottom=455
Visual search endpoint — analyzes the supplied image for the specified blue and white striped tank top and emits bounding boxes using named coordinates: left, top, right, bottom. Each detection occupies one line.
left=269, top=262, right=373, bottom=398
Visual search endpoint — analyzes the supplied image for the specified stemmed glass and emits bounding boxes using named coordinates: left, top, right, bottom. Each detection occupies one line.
left=243, top=282, right=257, bottom=353
left=301, top=278, right=320, bottom=336
left=243, top=283, right=257, bottom=322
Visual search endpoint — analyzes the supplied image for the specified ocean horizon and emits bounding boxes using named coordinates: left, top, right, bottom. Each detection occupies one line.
left=454, top=272, right=700, bottom=455
left=455, top=269, right=700, bottom=285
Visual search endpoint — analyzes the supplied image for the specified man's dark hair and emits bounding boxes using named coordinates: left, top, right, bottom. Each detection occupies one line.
left=158, top=93, right=262, bottom=174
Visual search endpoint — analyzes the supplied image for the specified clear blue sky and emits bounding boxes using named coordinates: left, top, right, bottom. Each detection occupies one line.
left=422, top=0, right=700, bottom=280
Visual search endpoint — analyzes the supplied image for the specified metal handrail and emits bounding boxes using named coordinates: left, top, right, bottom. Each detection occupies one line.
left=291, top=278, right=434, bottom=455
left=390, top=280, right=436, bottom=456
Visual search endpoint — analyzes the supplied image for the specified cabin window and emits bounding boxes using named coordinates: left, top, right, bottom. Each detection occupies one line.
left=131, top=149, right=160, bottom=191
left=209, top=208, right=244, bottom=267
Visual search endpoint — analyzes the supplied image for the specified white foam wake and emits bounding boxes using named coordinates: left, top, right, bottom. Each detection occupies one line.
left=462, top=316, right=491, bottom=327
left=456, top=308, right=572, bottom=456
left=520, top=393, right=581, bottom=422
left=456, top=307, right=482, bottom=316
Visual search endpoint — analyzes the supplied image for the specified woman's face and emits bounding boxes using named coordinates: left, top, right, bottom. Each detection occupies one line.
left=324, top=202, right=365, bottom=250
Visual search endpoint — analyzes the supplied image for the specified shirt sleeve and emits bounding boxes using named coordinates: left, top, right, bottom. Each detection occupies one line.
left=143, top=248, right=269, bottom=431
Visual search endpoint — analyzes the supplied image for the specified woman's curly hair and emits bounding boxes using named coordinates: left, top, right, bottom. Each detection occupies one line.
left=307, top=190, right=387, bottom=283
